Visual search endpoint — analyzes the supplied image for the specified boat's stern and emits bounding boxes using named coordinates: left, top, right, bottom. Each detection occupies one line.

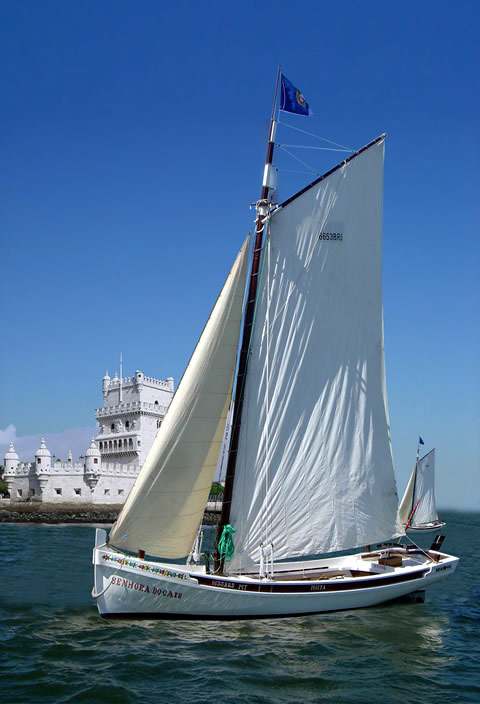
left=425, top=550, right=459, bottom=584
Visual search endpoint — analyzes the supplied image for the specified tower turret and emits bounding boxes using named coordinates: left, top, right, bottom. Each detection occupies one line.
left=85, top=438, right=101, bottom=491
left=103, top=371, right=111, bottom=398
left=35, top=438, right=51, bottom=494
left=3, top=443, right=19, bottom=495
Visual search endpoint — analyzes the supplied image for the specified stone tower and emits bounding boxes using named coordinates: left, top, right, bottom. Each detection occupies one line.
left=95, top=370, right=174, bottom=467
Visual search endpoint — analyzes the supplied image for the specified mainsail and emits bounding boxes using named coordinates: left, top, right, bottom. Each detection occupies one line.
left=109, top=236, right=250, bottom=558
left=399, top=449, right=438, bottom=526
left=228, top=138, right=403, bottom=573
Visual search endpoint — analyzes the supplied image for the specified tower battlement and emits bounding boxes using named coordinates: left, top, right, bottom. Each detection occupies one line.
left=106, top=375, right=174, bottom=391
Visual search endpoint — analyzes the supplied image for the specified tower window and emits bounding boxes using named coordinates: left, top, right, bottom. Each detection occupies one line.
left=125, top=420, right=130, bottom=429
left=55, top=488, right=62, bottom=495
left=94, top=458, right=98, bottom=464
left=37, top=458, right=41, bottom=464
left=17, top=489, right=23, bottom=497
left=111, top=423, right=115, bottom=431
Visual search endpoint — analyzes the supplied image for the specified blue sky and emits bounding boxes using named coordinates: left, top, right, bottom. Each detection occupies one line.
left=1, top=0, right=478, bottom=510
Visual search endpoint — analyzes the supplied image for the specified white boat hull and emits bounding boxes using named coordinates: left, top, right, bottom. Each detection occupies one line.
left=93, top=531, right=458, bottom=619
left=405, top=521, right=446, bottom=534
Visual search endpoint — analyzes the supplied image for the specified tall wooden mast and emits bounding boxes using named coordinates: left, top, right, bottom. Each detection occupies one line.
left=216, top=68, right=281, bottom=569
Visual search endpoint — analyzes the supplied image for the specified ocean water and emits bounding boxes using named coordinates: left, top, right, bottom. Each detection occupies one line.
left=0, top=510, right=479, bottom=704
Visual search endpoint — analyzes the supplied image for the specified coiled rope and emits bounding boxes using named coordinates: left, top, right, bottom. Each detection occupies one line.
left=217, top=524, right=236, bottom=563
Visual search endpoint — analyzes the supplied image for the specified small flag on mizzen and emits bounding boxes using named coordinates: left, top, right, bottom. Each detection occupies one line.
left=279, top=74, right=311, bottom=116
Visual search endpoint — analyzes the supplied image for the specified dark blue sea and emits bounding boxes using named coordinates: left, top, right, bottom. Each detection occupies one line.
left=1, top=510, right=479, bottom=704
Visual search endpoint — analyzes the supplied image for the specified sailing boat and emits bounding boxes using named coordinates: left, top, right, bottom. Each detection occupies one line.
left=92, top=72, right=458, bottom=618
left=399, top=448, right=446, bottom=534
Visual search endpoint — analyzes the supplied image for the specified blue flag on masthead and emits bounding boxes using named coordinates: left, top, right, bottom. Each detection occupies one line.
left=419, top=436, right=425, bottom=445
left=279, top=74, right=311, bottom=116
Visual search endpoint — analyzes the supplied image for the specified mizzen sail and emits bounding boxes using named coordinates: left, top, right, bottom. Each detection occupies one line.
left=228, top=138, right=403, bottom=572
left=399, top=449, right=438, bottom=526
left=413, top=449, right=438, bottom=525
left=109, top=236, right=250, bottom=558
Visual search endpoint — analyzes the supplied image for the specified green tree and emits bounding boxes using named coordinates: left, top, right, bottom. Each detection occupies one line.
left=210, top=482, right=224, bottom=497
left=0, top=465, right=8, bottom=496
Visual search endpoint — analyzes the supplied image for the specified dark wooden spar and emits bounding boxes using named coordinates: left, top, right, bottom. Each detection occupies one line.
left=215, top=68, right=281, bottom=571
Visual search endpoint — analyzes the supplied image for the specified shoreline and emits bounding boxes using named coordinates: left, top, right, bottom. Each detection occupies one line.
left=0, top=502, right=220, bottom=525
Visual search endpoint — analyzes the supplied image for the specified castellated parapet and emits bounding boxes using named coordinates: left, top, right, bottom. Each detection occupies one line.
left=3, top=368, right=174, bottom=505
left=3, top=438, right=142, bottom=504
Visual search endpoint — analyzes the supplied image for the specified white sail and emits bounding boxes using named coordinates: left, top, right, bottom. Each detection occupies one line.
left=398, top=466, right=416, bottom=525
left=411, top=449, right=438, bottom=526
left=109, top=236, right=250, bottom=558
left=228, top=138, right=403, bottom=572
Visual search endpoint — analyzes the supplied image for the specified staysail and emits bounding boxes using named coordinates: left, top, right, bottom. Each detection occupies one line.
left=109, top=236, right=250, bottom=558
left=399, top=449, right=438, bottom=526
left=227, top=138, right=403, bottom=573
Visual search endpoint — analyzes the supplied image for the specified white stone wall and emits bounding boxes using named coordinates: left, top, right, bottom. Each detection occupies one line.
left=90, top=462, right=140, bottom=504
left=6, top=462, right=40, bottom=501
left=40, top=461, right=87, bottom=503
left=4, top=457, right=142, bottom=504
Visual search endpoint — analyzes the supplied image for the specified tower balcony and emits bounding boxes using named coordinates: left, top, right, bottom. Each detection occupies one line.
left=95, top=401, right=169, bottom=418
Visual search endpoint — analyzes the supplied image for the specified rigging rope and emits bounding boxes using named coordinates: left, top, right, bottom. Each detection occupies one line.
left=276, top=143, right=352, bottom=152
left=274, top=121, right=354, bottom=178
left=278, top=120, right=354, bottom=151
left=276, top=145, right=321, bottom=176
